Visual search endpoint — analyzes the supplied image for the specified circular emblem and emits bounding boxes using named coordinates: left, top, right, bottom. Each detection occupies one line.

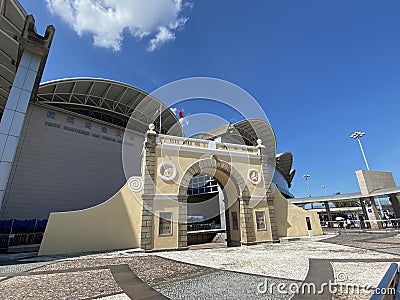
left=127, top=177, right=143, bottom=192
left=158, top=162, right=177, bottom=181
left=247, top=168, right=262, bottom=185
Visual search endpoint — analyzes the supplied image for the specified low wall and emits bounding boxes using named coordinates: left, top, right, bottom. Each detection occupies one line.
left=38, top=184, right=143, bottom=256
left=273, top=189, right=323, bottom=237
left=39, top=182, right=322, bottom=256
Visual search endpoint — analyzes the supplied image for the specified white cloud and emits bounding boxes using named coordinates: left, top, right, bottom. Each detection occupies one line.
left=184, top=2, right=194, bottom=9
left=147, top=26, right=174, bottom=52
left=46, top=0, right=191, bottom=51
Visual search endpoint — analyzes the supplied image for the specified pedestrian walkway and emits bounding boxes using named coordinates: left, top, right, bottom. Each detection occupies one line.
left=0, top=232, right=398, bottom=299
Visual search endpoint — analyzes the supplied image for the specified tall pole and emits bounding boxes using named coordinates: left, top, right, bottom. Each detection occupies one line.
left=350, top=131, right=383, bottom=216
left=303, top=174, right=311, bottom=197
left=159, top=103, right=162, bottom=134
left=357, top=137, right=370, bottom=170
left=321, top=185, right=327, bottom=196
left=350, top=131, right=370, bottom=170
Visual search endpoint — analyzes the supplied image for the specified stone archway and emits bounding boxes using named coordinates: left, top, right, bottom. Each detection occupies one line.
left=177, top=156, right=255, bottom=248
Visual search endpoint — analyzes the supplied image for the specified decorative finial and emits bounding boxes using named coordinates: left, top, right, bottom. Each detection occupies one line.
left=257, top=139, right=263, bottom=146
left=148, top=123, right=156, bottom=133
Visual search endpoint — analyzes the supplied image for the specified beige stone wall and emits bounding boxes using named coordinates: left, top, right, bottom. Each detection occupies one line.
left=39, top=139, right=322, bottom=256
left=273, top=187, right=323, bottom=237
left=38, top=183, right=143, bottom=256
left=152, top=198, right=179, bottom=250
left=252, top=201, right=273, bottom=242
left=356, top=170, right=396, bottom=195
left=227, top=201, right=241, bottom=242
left=155, top=147, right=264, bottom=197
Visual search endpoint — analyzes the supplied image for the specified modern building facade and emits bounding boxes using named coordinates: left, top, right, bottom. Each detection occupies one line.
left=0, top=78, right=181, bottom=219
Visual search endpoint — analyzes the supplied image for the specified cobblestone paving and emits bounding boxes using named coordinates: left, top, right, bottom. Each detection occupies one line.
left=0, top=255, right=214, bottom=299
left=0, top=269, right=121, bottom=300
left=321, top=232, right=400, bottom=253
left=331, top=262, right=395, bottom=287
left=0, top=232, right=398, bottom=299
left=97, top=294, right=130, bottom=300
left=375, top=248, right=400, bottom=255
left=333, top=290, right=374, bottom=300
left=158, top=238, right=398, bottom=281
left=35, top=255, right=213, bottom=287
left=0, top=261, right=51, bottom=274
left=155, top=271, right=301, bottom=300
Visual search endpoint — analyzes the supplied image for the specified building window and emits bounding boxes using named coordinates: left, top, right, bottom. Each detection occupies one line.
left=255, top=211, right=267, bottom=231
left=188, top=174, right=219, bottom=196
left=159, top=212, right=173, bottom=236
left=231, top=212, right=239, bottom=230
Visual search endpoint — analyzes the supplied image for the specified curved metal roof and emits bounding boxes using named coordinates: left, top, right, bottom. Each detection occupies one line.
left=37, top=78, right=183, bottom=136
left=0, top=0, right=27, bottom=110
left=233, top=119, right=276, bottom=161
left=192, top=118, right=276, bottom=161
left=276, top=152, right=295, bottom=187
left=276, top=152, right=292, bottom=175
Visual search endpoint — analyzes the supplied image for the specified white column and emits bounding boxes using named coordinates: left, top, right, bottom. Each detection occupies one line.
left=218, top=186, right=226, bottom=230
left=0, top=51, right=41, bottom=208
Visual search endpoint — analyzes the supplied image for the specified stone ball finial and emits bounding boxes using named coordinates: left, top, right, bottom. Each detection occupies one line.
left=256, top=139, right=263, bottom=146
left=147, top=123, right=156, bottom=134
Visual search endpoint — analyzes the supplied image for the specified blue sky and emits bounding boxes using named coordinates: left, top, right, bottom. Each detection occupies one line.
left=20, top=0, right=400, bottom=197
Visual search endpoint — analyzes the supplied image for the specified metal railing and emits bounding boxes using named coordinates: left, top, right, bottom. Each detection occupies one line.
left=0, top=233, right=44, bottom=249
left=320, top=218, right=400, bottom=231
left=0, top=219, right=47, bottom=251
left=370, top=263, right=399, bottom=300
left=187, top=223, right=214, bottom=232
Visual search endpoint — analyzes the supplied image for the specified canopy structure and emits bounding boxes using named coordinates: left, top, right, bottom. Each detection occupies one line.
left=36, top=78, right=184, bottom=136
left=191, top=118, right=299, bottom=188
left=291, top=186, right=400, bottom=205
left=193, top=118, right=276, bottom=160
left=276, top=152, right=296, bottom=188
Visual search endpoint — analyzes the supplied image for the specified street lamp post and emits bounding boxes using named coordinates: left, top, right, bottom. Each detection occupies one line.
left=321, top=185, right=327, bottom=196
left=349, top=131, right=383, bottom=217
left=303, top=174, right=312, bottom=197
left=350, top=131, right=370, bottom=170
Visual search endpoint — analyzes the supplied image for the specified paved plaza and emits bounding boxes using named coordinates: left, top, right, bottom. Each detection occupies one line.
left=0, top=231, right=399, bottom=299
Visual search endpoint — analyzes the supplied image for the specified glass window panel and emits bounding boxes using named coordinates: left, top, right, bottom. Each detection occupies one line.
left=159, top=212, right=173, bottom=235
left=255, top=211, right=266, bottom=231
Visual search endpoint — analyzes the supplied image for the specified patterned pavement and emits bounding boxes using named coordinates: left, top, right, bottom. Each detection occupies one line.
left=0, top=231, right=398, bottom=299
